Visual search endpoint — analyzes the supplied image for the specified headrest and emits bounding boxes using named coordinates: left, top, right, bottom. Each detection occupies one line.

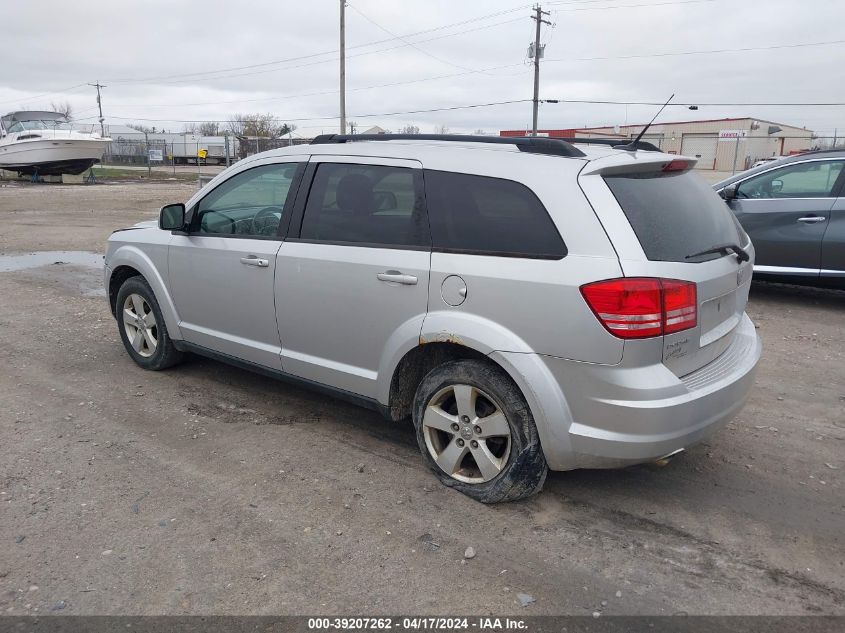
left=336, top=173, right=374, bottom=214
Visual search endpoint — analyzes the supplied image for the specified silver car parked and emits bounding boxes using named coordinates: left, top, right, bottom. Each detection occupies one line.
left=105, top=134, right=762, bottom=503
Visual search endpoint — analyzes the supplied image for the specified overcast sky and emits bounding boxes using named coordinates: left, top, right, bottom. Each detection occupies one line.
left=1, top=0, right=842, bottom=137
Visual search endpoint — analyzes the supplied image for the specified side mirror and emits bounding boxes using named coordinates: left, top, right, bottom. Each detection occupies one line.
left=721, top=184, right=738, bottom=200
left=159, top=203, right=186, bottom=230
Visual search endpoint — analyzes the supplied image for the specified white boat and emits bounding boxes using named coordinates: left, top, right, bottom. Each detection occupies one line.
left=0, top=111, right=111, bottom=176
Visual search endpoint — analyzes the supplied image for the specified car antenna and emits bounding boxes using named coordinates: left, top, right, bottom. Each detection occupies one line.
left=617, top=93, right=675, bottom=152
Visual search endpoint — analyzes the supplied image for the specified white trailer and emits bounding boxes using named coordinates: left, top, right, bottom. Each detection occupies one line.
left=169, top=135, right=237, bottom=165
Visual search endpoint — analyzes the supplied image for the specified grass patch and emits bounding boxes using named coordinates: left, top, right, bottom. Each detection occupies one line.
left=92, top=166, right=198, bottom=181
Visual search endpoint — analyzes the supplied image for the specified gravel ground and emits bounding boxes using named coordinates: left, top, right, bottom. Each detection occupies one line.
left=0, top=180, right=843, bottom=616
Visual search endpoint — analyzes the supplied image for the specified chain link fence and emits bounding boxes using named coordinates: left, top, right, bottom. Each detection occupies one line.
left=235, top=137, right=311, bottom=160
left=102, top=136, right=313, bottom=169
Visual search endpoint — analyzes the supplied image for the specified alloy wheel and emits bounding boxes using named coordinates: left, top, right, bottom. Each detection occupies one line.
left=122, top=293, right=158, bottom=358
left=422, top=384, right=512, bottom=484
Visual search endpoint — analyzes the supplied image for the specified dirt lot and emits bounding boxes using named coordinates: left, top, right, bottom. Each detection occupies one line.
left=0, top=180, right=843, bottom=616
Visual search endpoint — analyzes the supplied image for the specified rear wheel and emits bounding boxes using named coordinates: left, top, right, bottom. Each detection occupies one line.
left=412, top=360, right=547, bottom=503
left=115, top=276, right=183, bottom=371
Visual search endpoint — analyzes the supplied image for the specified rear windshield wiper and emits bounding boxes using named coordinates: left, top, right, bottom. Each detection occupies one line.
left=685, top=243, right=750, bottom=262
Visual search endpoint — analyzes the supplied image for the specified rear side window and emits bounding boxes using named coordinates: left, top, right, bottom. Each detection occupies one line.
left=300, top=163, right=428, bottom=247
left=604, top=171, right=742, bottom=263
left=424, top=170, right=566, bottom=258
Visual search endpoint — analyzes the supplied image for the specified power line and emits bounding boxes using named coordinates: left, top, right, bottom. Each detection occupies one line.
left=123, top=17, right=528, bottom=87
left=71, top=93, right=845, bottom=128
left=544, top=38, right=845, bottom=64
left=546, top=0, right=716, bottom=10
left=0, top=83, right=88, bottom=107
left=73, top=99, right=532, bottom=124
left=347, top=2, right=478, bottom=74
left=340, top=0, right=346, bottom=134
left=543, top=99, right=845, bottom=106
left=85, top=35, right=845, bottom=112
left=100, top=64, right=532, bottom=110
left=101, top=0, right=718, bottom=86
left=104, top=7, right=533, bottom=85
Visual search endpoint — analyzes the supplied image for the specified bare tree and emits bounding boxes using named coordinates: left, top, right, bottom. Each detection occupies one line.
left=226, top=113, right=291, bottom=138
left=399, top=124, right=420, bottom=134
left=181, top=123, right=199, bottom=135
left=49, top=100, right=73, bottom=119
left=434, top=124, right=450, bottom=134
left=199, top=121, right=221, bottom=136
left=473, top=129, right=486, bottom=136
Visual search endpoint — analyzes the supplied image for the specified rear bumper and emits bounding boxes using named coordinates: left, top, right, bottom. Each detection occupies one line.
left=495, top=313, right=762, bottom=470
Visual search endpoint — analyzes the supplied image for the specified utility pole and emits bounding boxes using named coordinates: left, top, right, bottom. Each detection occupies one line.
left=144, top=131, right=151, bottom=179
left=530, top=5, right=550, bottom=136
left=89, top=81, right=106, bottom=137
left=339, top=0, right=347, bottom=134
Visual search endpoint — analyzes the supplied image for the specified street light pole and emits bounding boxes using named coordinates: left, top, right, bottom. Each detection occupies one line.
left=340, top=0, right=347, bottom=134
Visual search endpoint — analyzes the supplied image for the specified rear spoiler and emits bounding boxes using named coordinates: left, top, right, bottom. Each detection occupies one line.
left=580, top=156, right=698, bottom=177
left=559, top=137, right=662, bottom=152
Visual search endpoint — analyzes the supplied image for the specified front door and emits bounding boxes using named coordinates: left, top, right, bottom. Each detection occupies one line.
left=729, top=158, right=845, bottom=273
left=169, top=159, right=305, bottom=369
left=276, top=156, right=430, bottom=399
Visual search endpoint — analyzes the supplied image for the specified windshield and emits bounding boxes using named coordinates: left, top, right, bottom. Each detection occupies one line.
left=604, top=170, right=742, bottom=263
left=5, top=119, right=71, bottom=133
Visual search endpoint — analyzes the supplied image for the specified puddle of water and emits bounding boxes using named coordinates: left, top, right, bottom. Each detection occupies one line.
left=0, top=251, right=103, bottom=273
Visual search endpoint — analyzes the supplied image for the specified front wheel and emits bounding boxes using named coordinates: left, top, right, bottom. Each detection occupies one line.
left=115, top=276, right=183, bottom=371
left=412, top=360, right=548, bottom=503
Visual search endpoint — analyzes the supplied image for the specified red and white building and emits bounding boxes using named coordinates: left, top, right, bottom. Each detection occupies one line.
left=501, top=117, right=815, bottom=171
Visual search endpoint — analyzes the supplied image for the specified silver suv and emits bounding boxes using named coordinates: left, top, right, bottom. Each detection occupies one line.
left=105, top=134, right=762, bottom=503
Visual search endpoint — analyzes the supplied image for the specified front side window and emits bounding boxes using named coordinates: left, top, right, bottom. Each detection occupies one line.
left=195, top=163, right=301, bottom=237
left=424, top=170, right=566, bottom=258
left=736, top=160, right=845, bottom=199
left=299, top=163, right=427, bottom=247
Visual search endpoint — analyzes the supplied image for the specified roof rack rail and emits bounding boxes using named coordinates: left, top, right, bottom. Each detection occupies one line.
left=559, top=137, right=662, bottom=152
left=310, top=134, right=586, bottom=158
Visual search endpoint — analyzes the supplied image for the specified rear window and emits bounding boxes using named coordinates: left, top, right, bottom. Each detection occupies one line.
left=604, top=170, right=742, bottom=262
left=424, top=170, right=566, bottom=258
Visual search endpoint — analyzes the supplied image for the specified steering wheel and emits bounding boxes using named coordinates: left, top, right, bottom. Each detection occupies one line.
left=251, top=206, right=283, bottom=236
left=200, top=211, right=236, bottom=234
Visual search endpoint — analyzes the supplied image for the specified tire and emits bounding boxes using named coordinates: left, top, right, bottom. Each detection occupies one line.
left=115, top=276, right=184, bottom=371
left=412, top=359, right=548, bottom=503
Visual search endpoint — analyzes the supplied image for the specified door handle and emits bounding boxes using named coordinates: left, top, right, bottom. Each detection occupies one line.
left=377, top=271, right=418, bottom=285
left=797, top=216, right=826, bottom=224
left=240, top=256, right=269, bottom=267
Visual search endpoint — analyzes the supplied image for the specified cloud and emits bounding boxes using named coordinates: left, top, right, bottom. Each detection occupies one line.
left=1, top=0, right=841, bottom=135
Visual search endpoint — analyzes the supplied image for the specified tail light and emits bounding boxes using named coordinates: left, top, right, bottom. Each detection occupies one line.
left=662, top=159, right=690, bottom=172
left=580, top=278, right=697, bottom=339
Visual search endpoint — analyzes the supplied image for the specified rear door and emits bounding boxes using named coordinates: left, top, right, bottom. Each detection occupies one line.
left=585, top=162, right=753, bottom=377
left=727, top=158, right=844, bottom=274
left=275, top=156, right=430, bottom=399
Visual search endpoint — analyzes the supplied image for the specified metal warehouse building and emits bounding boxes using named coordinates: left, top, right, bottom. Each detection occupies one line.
left=501, top=118, right=815, bottom=171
